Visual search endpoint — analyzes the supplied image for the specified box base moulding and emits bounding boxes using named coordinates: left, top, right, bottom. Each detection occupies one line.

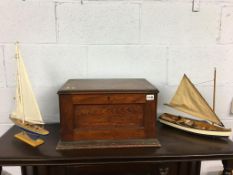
left=56, top=138, right=161, bottom=150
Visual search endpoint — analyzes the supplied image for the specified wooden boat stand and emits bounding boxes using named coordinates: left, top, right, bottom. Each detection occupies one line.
left=14, top=131, right=44, bottom=147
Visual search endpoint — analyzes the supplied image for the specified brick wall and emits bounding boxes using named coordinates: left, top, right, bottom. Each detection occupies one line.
left=0, top=0, right=233, bottom=174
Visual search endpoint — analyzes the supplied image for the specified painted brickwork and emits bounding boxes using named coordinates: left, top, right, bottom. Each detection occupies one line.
left=0, top=0, right=233, bottom=174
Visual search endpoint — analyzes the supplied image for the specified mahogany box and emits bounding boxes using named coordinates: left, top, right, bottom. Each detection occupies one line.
left=57, top=79, right=160, bottom=149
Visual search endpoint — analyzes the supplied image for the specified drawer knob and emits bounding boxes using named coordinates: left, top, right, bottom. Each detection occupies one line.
left=159, top=167, right=169, bottom=175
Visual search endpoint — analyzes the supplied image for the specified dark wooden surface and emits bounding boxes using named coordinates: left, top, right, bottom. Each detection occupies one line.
left=20, top=161, right=201, bottom=175
left=1, top=123, right=233, bottom=165
left=1, top=123, right=233, bottom=174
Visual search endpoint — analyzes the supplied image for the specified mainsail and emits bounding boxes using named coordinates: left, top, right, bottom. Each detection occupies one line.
left=11, top=44, right=44, bottom=124
left=165, top=74, right=222, bottom=126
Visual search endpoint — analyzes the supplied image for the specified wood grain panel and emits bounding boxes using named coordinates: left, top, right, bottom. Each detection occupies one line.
left=74, top=104, right=144, bottom=129
left=73, top=128, right=145, bottom=140
left=59, top=95, right=74, bottom=141
left=144, top=94, right=157, bottom=138
left=72, top=94, right=145, bottom=105
left=58, top=79, right=159, bottom=144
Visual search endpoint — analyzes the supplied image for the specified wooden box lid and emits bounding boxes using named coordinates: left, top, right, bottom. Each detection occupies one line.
left=58, top=79, right=159, bottom=94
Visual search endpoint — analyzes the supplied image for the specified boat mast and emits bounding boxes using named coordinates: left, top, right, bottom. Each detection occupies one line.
left=213, top=68, right=216, bottom=112
left=212, top=68, right=224, bottom=127
left=15, top=42, right=25, bottom=124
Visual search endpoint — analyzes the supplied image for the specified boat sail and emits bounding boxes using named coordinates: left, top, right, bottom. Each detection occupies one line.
left=159, top=74, right=231, bottom=137
left=9, top=43, right=49, bottom=147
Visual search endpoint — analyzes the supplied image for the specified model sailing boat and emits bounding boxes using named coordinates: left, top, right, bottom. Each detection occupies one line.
left=159, top=71, right=231, bottom=137
left=9, top=43, right=49, bottom=147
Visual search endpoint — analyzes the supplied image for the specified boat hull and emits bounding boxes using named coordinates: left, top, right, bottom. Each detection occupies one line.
left=159, top=113, right=231, bottom=137
left=9, top=117, right=49, bottom=136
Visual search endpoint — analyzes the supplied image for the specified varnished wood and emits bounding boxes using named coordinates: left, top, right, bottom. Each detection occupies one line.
left=1, top=124, right=233, bottom=174
left=144, top=97, right=157, bottom=138
left=14, top=132, right=44, bottom=147
left=58, top=79, right=159, bottom=94
left=73, top=128, right=146, bottom=140
left=20, top=161, right=201, bottom=175
left=58, top=79, right=159, bottom=148
left=74, top=104, right=144, bottom=128
left=59, top=95, right=74, bottom=141
left=21, top=166, right=28, bottom=175
left=72, top=94, right=146, bottom=104
left=56, top=138, right=160, bottom=150
left=222, top=160, right=233, bottom=175
left=1, top=124, right=233, bottom=164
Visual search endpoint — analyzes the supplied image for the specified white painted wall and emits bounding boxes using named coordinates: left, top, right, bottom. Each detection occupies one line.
left=0, top=0, right=233, bottom=174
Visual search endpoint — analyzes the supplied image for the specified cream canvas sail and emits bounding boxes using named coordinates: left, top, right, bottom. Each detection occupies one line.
left=11, top=44, right=44, bottom=124
left=165, top=74, right=222, bottom=126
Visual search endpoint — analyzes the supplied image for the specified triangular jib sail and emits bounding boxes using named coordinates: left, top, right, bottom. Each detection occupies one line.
left=11, top=43, right=44, bottom=124
left=165, top=74, right=222, bottom=126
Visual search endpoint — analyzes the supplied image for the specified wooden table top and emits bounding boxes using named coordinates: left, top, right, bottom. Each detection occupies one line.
left=1, top=123, right=233, bottom=166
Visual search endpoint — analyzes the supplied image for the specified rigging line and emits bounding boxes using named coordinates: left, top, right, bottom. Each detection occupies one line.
left=194, top=80, right=213, bottom=85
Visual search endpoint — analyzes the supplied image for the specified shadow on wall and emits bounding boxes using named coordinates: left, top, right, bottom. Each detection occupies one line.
left=206, top=171, right=221, bottom=175
left=2, top=170, right=12, bottom=175
left=1, top=166, right=21, bottom=175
